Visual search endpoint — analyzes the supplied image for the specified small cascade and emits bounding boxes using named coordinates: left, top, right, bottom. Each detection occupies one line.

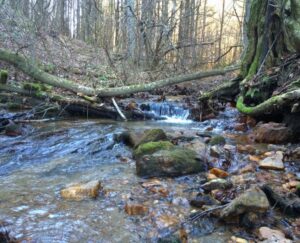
left=141, top=102, right=191, bottom=123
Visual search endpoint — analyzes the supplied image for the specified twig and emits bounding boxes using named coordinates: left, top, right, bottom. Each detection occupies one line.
left=112, top=97, right=127, bottom=121
left=189, top=204, right=228, bottom=222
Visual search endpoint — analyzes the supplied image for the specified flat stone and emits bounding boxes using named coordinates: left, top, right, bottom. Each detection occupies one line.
left=259, top=151, right=284, bottom=170
left=209, top=168, right=229, bottom=178
left=258, top=227, right=292, bottom=243
left=60, top=180, right=101, bottom=200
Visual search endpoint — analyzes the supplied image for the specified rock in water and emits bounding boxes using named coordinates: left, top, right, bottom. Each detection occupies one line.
left=5, top=123, right=22, bottom=137
left=136, top=148, right=205, bottom=177
left=220, top=186, right=269, bottom=218
left=209, top=135, right=226, bottom=146
left=135, top=129, right=167, bottom=147
left=133, top=141, right=174, bottom=158
left=201, top=178, right=232, bottom=192
left=60, top=180, right=101, bottom=200
left=259, top=151, right=284, bottom=170
left=253, top=122, right=293, bottom=144
left=125, top=203, right=149, bottom=216
left=258, top=227, right=292, bottom=243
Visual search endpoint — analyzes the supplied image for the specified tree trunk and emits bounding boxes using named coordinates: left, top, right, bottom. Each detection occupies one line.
left=200, top=0, right=300, bottom=122
left=0, top=48, right=239, bottom=98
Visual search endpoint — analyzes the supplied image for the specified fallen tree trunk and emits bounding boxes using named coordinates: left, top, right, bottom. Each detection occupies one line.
left=0, top=84, right=159, bottom=120
left=0, top=48, right=239, bottom=98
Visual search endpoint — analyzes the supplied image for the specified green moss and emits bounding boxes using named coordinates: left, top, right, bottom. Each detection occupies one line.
left=0, top=70, right=8, bottom=84
left=133, top=141, right=174, bottom=158
left=209, top=135, right=226, bottom=146
left=23, top=82, right=42, bottom=92
left=236, top=96, right=254, bottom=114
left=136, top=129, right=167, bottom=147
left=136, top=148, right=204, bottom=177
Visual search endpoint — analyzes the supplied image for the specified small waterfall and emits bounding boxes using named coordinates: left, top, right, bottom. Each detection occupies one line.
left=140, top=102, right=191, bottom=123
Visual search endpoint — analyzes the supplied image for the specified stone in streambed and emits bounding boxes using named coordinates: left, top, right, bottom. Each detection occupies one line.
left=258, top=227, right=292, bottom=243
left=114, top=131, right=139, bottom=147
left=259, top=151, right=284, bottom=170
left=209, top=168, right=229, bottom=178
left=133, top=141, right=174, bottom=158
left=220, top=186, right=269, bottom=219
left=136, top=148, right=205, bottom=177
left=253, top=122, right=293, bottom=144
left=201, top=178, right=232, bottom=192
left=60, top=180, right=101, bottom=200
left=5, top=123, right=22, bottom=137
left=135, top=129, right=167, bottom=147
left=209, top=135, right=226, bottom=146
left=125, top=203, right=149, bottom=216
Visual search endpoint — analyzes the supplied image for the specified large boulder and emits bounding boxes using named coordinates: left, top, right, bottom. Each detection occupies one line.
left=60, top=180, right=101, bottom=201
left=133, top=141, right=174, bottom=158
left=220, top=186, right=269, bottom=218
left=136, top=147, right=205, bottom=177
left=253, top=122, right=293, bottom=144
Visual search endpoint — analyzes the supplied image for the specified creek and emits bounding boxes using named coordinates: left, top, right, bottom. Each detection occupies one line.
left=0, top=102, right=295, bottom=242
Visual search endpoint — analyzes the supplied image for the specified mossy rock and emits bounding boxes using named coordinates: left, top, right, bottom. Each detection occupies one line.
left=114, top=131, right=140, bottom=147
left=133, top=141, right=174, bottom=158
left=209, top=135, right=226, bottom=146
left=0, top=70, right=8, bottom=84
left=136, top=147, right=205, bottom=177
left=136, top=129, right=167, bottom=148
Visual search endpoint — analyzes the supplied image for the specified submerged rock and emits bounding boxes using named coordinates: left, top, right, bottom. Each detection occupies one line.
left=220, top=186, right=269, bottom=219
left=253, top=122, right=293, bottom=144
left=133, top=141, right=174, bottom=158
left=259, top=151, right=284, bottom=170
left=5, top=123, right=22, bottom=137
left=124, top=203, right=149, bottom=216
left=60, top=180, right=101, bottom=200
left=136, top=148, right=205, bottom=177
left=135, top=129, right=167, bottom=147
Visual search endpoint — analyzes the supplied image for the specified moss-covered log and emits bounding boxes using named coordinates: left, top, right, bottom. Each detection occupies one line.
left=236, top=90, right=300, bottom=117
left=0, top=48, right=239, bottom=98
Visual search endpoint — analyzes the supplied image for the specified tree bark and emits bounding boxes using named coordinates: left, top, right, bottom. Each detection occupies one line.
left=0, top=48, right=239, bottom=98
left=200, top=0, right=300, bottom=121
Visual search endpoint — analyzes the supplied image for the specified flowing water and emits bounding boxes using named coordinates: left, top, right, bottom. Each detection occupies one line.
left=0, top=103, right=250, bottom=242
